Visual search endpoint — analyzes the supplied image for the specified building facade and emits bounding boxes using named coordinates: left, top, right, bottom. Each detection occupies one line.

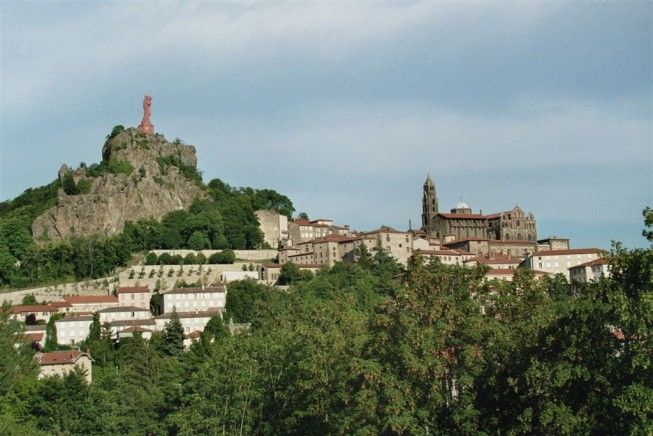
left=162, top=285, right=226, bottom=314
left=421, top=176, right=537, bottom=245
left=522, top=248, right=604, bottom=280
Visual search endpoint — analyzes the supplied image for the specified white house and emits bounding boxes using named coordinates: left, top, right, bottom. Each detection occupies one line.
left=55, top=315, right=94, bottom=345
left=569, top=257, right=611, bottom=283
left=98, top=306, right=151, bottom=324
left=162, top=285, right=226, bottom=314
left=154, top=310, right=221, bottom=335
left=522, top=248, right=603, bottom=280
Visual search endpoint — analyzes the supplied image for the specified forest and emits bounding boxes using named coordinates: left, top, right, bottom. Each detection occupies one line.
left=1, top=224, right=651, bottom=435
left=0, top=177, right=294, bottom=288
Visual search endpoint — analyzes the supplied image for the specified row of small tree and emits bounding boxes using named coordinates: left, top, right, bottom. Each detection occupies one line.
left=144, top=250, right=235, bottom=265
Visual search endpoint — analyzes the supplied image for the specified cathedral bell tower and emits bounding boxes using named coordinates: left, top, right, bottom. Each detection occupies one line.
left=422, top=175, right=438, bottom=230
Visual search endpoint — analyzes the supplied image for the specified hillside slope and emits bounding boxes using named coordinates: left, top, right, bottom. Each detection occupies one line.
left=32, top=127, right=205, bottom=240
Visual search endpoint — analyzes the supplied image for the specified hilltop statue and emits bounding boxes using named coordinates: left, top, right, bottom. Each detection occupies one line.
left=138, top=95, right=154, bottom=134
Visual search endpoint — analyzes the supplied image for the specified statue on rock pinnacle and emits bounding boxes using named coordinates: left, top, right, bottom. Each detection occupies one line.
left=138, top=95, right=154, bottom=134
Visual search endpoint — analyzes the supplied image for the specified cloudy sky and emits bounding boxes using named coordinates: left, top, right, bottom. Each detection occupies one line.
left=1, top=2, right=651, bottom=248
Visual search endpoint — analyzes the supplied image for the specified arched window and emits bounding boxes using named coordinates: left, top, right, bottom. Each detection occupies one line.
left=528, top=233, right=533, bottom=241
left=517, top=233, right=522, bottom=240
left=505, top=234, right=510, bottom=240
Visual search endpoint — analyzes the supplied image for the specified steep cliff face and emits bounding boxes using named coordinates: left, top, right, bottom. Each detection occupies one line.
left=32, top=128, right=205, bottom=240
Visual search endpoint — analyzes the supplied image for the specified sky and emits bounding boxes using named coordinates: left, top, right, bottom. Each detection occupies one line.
left=1, top=2, right=651, bottom=249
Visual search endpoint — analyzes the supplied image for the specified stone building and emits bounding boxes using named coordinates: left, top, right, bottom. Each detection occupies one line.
left=421, top=175, right=537, bottom=247
left=255, top=210, right=289, bottom=248
left=116, top=286, right=150, bottom=310
left=37, top=350, right=94, bottom=383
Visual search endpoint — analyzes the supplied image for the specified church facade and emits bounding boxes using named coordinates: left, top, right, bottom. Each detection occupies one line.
left=421, top=176, right=537, bottom=244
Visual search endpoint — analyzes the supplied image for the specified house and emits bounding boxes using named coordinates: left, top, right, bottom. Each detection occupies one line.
left=37, top=350, right=94, bottom=383
left=154, top=310, right=221, bottom=335
left=97, top=306, right=151, bottom=324
left=357, top=226, right=414, bottom=265
left=413, top=249, right=474, bottom=266
left=161, top=285, right=226, bottom=314
left=15, top=325, right=47, bottom=349
left=63, top=295, right=119, bottom=313
left=115, top=286, right=150, bottom=309
left=9, top=305, right=59, bottom=323
left=522, top=248, right=604, bottom=280
left=484, top=268, right=549, bottom=282
left=110, top=319, right=157, bottom=339
left=464, top=254, right=524, bottom=270
left=569, top=257, right=611, bottom=283
left=55, top=315, right=94, bottom=345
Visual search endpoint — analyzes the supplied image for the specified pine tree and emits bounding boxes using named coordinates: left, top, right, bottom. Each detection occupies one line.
left=163, top=309, right=185, bottom=356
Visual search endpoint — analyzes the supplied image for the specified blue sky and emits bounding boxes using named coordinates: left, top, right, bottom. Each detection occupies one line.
left=1, top=2, right=651, bottom=248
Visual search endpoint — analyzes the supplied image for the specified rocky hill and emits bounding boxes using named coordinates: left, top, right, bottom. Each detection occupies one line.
left=31, top=127, right=205, bottom=240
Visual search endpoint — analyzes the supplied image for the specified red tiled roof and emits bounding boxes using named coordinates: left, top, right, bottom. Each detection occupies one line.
left=116, top=286, right=149, bottom=294
left=569, top=257, right=609, bottom=269
left=63, top=295, right=118, bottom=304
left=186, top=330, right=202, bottom=339
left=294, top=218, right=310, bottom=225
left=534, top=248, right=603, bottom=257
left=359, top=226, right=407, bottom=235
left=314, top=235, right=359, bottom=243
left=263, top=263, right=321, bottom=269
left=24, top=332, right=44, bottom=341
left=46, top=301, right=71, bottom=309
left=38, top=350, right=92, bottom=365
left=10, top=305, right=56, bottom=314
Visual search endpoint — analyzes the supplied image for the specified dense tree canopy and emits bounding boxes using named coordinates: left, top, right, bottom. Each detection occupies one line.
left=0, top=212, right=650, bottom=435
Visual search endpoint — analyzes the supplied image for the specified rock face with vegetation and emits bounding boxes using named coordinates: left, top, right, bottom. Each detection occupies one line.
left=32, top=127, right=205, bottom=240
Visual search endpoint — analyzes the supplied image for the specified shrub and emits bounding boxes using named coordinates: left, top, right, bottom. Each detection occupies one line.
left=171, top=254, right=183, bottom=265
left=208, top=250, right=235, bottom=264
left=106, top=125, right=125, bottom=141
left=184, top=253, right=197, bottom=265
left=196, top=253, right=207, bottom=265
left=145, top=252, right=158, bottom=265
left=158, top=252, right=172, bottom=265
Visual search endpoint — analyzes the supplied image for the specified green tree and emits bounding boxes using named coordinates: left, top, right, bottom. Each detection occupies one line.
left=277, top=262, right=312, bottom=285
left=163, top=310, right=185, bottom=356
left=21, top=294, right=38, bottom=305
left=144, top=251, right=158, bottom=265
left=187, top=231, right=210, bottom=250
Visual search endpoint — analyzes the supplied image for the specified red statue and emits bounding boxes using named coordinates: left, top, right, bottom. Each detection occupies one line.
left=138, top=95, right=154, bottom=134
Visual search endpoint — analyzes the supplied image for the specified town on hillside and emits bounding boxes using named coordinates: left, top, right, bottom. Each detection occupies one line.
left=8, top=177, right=609, bottom=383
left=4, top=99, right=610, bottom=383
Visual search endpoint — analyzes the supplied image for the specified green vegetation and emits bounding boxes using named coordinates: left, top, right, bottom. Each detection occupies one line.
left=157, top=155, right=202, bottom=184
left=0, top=171, right=294, bottom=288
left=208, top=249, right=235, bottom=264
left=0, top=229, right=650, bottom=434
left=85, top=159, right=133, bottom=177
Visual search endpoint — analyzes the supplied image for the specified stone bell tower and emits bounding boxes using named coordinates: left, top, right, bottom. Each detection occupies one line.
left=422, top=175, right=438, bottom=231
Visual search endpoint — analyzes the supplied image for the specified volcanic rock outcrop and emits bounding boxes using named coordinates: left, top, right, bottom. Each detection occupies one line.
left=32, top=127, right=205, bottom=240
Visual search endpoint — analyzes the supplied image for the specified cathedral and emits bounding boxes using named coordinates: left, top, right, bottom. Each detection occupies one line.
left=421, top=176, right=537, bottom=243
